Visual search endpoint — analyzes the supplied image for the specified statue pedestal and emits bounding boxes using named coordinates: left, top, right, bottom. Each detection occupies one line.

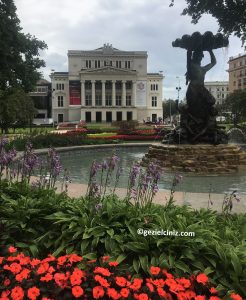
left=142, top=143, right=246, bottom=174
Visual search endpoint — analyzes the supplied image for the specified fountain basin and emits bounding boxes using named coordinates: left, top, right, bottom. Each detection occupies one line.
left=142, top=143, right=246, bottom=174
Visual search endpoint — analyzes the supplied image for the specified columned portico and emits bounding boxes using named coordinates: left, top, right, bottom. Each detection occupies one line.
left=91, top=80, right=96, bottom=106
left=112, top=80, right=116, bottom=106
left=122, top=80, right=126, bottom=107
left=102, top=80, right=106, bottom=106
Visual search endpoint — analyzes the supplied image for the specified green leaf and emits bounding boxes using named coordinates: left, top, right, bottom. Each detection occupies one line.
left=116, top=254, right=127, bottom=264
left=139, top=255, right=149, bottom=273
left=83, top=253, right=97, bottom=260
left=133, top=258, right=140, bottom=273
left=230, top=251, right=242, bottom=276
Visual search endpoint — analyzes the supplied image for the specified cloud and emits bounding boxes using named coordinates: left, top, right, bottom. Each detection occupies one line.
left=15, top=0, right=245, bottom=99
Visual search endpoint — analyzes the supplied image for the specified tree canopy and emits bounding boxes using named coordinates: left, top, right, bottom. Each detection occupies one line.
left=0, top=0, right=47, bottom=92
left=224, top=89, right=246, bottom=124
left=0, top=88, right=36, bottom=133
left=170, top=0, right=246, bottom=45
left=163, top=99, right=178, bottom=119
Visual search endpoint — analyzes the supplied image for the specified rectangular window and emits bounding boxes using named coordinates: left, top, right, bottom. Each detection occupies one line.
left=126, top=95, right=131, bottom=106
left=106, top=111, right=112, bottom=122
left=85, top=94, right=92, bottom=106
left=127, top=111, right=132, bottom=121
left=94, top=60, right=100, bottom=68
left=125, top=61, right=127, bottom=68
left=152, top=96, right=157, bottom=107
left=85, top=112, right=91, bottom=123
left=106, top=95, right=112, bottom=106
left=116, top=95, right=122, bottom=106
left=96, top=112, right=102, bottom=122
left=95, top=95, right=102, bottom=106
left=151, top=84, right=158, bottom=91
left=86, top=60, right=91, bottom=68
left=58, top=96, right=64, bottom=107
left=56, top=83, right=64, bottom=90
left=58, top=114, right=63, bottom=123
left=128, top=61, right=130, bottom=69
left=116, top=111, right=122, bottom=121
left=116, top=61, right=121, bottom=68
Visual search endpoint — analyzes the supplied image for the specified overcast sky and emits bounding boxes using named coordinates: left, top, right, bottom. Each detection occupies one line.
left=15, top=0, right=245, bottom=100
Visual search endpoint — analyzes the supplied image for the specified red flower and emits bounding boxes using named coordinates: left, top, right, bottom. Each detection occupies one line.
left=230, top=294, right=243, bottom=300
left=129, top=278, right=143, bottom=291
left=57, top=255, right=67, bottom=265
left=120, top=288, right=130, bottom=298
left=16, top=269, right=31, bottom=282
left=8, top=246, right=17, bottom=253
left=3, top=279, right=10, bottom=286
left=11, top=286, right=24, bottom=300
left=54, top=272, right=68, bottom=288
left=40, top=273, right=53, bottom=282
left=93, top=286, right=105, bottom=299
left=150, top=266, right=160, bottom=275
left=210, top=287, right=218, bottom=294
left=27, top=287, right=40, bottom=300
left=196, top=273, right=209, bottom=285
left=107, top=288, right=121, bottom=300
left=72, top=286, right=84, bottom=298
left=94, top=267, right=111, bottom=277
left=209, top=297, right=221, bottom=300
left=138, top=293, right=149, bottom=300
left=94, top=275, right=110, bottom=287
left=0, top=257, right=4, bottom=264
left=115, top=276, right=127, bottom=287
left=68, top=253, right=83, bottom=263
left=195, top=296, right=206, bottom=300
left=108, top=261, right=119, bottom=267
left=157, top=287, right=167, bottom=298
left=102, top=255, right=110, bottom=262
left=9, top=262, right=22, bottom=274
left=146, top=282, right=154, bottom=292
left=30, top=258, right=41, bottom=267
left=177, top=277, right=191, bottom=288
left=36, top=262, right=49, bottom=274
left=70, top=274, right=82, bottom=286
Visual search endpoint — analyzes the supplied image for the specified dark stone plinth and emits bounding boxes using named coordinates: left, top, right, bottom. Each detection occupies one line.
left=142, top=143, right=246, bottom=174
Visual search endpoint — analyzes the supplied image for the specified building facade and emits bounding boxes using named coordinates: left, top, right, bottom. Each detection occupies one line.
left=204, top=81, right=229, bottom=105
left=228, top=53, right=246, bottom=93
left=50, top=44, right=163, bottom=123
left=29, top=79, right=52, bottom=124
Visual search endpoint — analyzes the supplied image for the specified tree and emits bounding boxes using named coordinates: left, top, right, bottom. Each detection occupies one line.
left=170, top=0, right=246, bottom=45
left=0, top=88, right=37, bottom=133
left=224, top=89, right=246, bottom=124
left=0, top=0, right=47, bottom=92
left=162, top=99, right=178, bottom=119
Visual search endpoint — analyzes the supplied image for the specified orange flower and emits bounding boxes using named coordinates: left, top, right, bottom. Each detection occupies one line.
left=94, top=274, right=110, bottom=287
left=194, top=296, right=206, bottom=300
left=9, top=262, right=22, bottom=274
left=115, top=276, right=127, bottom=287
left=210, top=287, right=218, bottom=294
left=150, top=266, right=160, bottom=275
left=157, top=287, right=167, bottom=298
left=177, top=277, right=191, bottom=288
left=16, top=269, right=31, bottom=282
left=107, top=288, right=121, bottom=300
left=8, top=246, right=17, bottom=253
left=93, top=286, right=105, bottom=299
left=102, top=255, right=110, bottom=262
left=36, top=262, right=49, bottom=275
left=120, top=288, right=130, bottom=298
left=138, top=293, right=149, bottom=300
left=196, top=273, right=209, bottom=285
left=54, top=272, right=68, bottom=288
left=129, top=278, right=143, bottom=291
left=108, top=261, right=119, bottom=267
left=94, top=267, right=111, bottom=277
left=11, top=286, right=24, bottom=300
left=230, top=294, right=243, bottom=300
left=57, top=255, right=67, bottom=265
left=30, top=258, right=41, bottom=267
left=209, top=297, right=221, bottom=300
left=70, top=274, right=82, bottom=286
left=40, top=273, right=53, bottom=282
left=72, top=286, right=84, bottom=298
left=146, top=282, right=154, bottom=292
left=27, top=287, right=40, bottom=300
left=68, top=253, right=83, bottom=263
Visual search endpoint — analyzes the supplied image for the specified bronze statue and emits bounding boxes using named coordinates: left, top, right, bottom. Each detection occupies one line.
left=164, top=31, right=229, bottom=144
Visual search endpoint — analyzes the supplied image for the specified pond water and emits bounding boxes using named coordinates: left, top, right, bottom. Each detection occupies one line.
left=57, top=145, right=246, bottom=195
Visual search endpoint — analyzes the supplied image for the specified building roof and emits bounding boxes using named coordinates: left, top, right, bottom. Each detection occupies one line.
left=37, top=78, right=51, bottom=85
left=228, top=53, right=246, bottom=62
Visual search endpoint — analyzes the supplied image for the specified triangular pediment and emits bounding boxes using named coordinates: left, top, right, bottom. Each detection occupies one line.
left=80, top=66, right=136, bottom=75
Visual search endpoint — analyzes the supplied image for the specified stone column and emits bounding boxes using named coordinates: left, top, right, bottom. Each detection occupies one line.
left=122, top=80, right=126, bottom=107
left=91, top=80, right=95, bottom=107
left=112, top=80, right=116, bottom=107
left=102, top=80, right=106, bottom=106
left=132, top=81, right=136, bottom=107
left=81, top=80, right=85, bottom=106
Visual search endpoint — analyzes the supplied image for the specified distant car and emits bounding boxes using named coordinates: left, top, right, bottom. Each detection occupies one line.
left=216, top=116, right=226, bottom=122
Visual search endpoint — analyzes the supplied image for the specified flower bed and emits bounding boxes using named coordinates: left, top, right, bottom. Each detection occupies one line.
left=0, top=247, right=242, bottom=300
left=88, top=135, right=162, bottom=141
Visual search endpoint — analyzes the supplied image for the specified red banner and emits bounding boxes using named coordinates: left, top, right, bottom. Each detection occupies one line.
left=69, top=81, right=81, bottom=105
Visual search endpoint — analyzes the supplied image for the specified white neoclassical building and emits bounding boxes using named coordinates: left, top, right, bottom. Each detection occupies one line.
left=50, top=44, right=164, bottom=123
left=204, top=81, right=229, bottom=105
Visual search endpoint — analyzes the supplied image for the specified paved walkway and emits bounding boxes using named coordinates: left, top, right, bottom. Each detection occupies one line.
left=59, top=182, right=246, bottom=213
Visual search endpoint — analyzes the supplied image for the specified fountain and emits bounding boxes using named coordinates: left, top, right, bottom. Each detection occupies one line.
left=143, top=32, right=246, bottom=174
